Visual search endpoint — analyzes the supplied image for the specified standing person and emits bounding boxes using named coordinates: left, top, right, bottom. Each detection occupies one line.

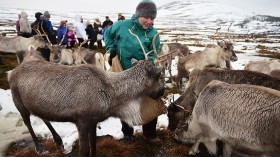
left=117, top=13, right=125, bottom=21
left=67, top=26, right=78, bottom=48
left=18, top=11, right=32, bottom=38
left=104, top=0, right=160, bottom=141
left=85, top=24, right=97, bottom=50
left=15, top=14, right=20, bottom=34
left=57, top=20, right=68, bottom=45
left=74, top=14, right=88, bottom=48
left=102, top=16, right=113, bottom=29
left=31, top=12, right=52, bottom=61
left=94, top=17, right=103, bottom=49
left=43, top=11, right=56, bottom=44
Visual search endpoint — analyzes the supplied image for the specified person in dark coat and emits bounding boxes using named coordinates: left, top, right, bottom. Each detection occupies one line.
left=57, top=20, right=68, bottom=45
left=85, top=24, right=97, bottom=50
left=31, top=12, right=52, bottom=61
left=94, top=18, right=103, bottom=48
left=102, top=16, right=113, bottom=29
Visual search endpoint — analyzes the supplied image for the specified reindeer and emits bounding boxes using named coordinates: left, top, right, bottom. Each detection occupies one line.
left=159, top=43, right=190, bottom=82
left=167, top=68, right=280, bottom=131
left=16, top=48, right=44, bottom=64
left=244, top=59, right=280, bottom=75
left=174, top=80, right=280, bottom=157
left=0, top=35, right=47, bottom=53
left=9, top=58, right=165, bottom=157
left=73, top=47, right=105, bottom=70
left=49, top=45, right=74, bottom=65
left=176, top=24, right=238, bottom=89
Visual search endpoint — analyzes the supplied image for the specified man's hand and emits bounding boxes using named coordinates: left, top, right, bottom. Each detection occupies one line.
left=108, top=50, right=117, bottom=66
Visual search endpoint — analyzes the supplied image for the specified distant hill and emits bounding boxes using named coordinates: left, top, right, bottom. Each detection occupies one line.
left=0, top=0, right=279, bottom=34
left=155, top=1, right=280, bottom=34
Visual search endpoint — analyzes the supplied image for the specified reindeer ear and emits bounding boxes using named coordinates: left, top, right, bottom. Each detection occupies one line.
left=155, top=65, right=165, bottom=75
left=30, top=47, right=35, bottom=51
left=217, top=41, right=225, bottom=48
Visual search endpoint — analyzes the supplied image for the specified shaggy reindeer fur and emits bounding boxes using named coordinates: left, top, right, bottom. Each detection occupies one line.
left=168, top=68, right=280, bottom=131
left=174, top=80, right=280, bottom=157
left=270, top=69, right=280, bottom=78
left=9, top=59, right=165, bottom=157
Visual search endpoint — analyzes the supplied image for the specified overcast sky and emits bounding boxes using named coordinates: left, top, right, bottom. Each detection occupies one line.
left=1, top=0, right=279, bottom=17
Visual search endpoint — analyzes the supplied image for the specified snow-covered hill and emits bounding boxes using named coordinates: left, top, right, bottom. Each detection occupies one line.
left=0, top=0, right=279, bottom=34
left=156, top=1, right=280, bottom=34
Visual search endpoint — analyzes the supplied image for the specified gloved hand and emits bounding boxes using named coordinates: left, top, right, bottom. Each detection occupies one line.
left=108, top=49, right=117, bottom=66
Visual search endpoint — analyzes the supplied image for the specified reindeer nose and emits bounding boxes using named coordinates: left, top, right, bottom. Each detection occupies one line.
left=157, top=88, right=165, bottom=98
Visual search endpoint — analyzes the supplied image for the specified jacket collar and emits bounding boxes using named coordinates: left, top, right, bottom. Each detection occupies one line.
left=131, top=14, right=153, bottom=32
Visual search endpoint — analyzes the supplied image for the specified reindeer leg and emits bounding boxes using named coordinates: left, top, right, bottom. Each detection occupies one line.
left=42, top=119, right=63, bottom=148
left=77, top=122, right=91, bottom=157
left=89, top=123, right=97, bottom=157
left=21, top=113, right=47, bottom=153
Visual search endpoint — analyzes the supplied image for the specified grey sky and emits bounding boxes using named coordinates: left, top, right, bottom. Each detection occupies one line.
left=1, top=0, right=279, bottom=17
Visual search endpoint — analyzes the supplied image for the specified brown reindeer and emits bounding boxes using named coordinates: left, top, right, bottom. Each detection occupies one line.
left=9, top=58, right=165, bottom=157
left=174, top=80, right=280, bottom=157
left=176, top=24, right=238, bottom=89
left=167, top=68, right=280, bottom=131
left=49, top=45, right=74, bottom=65
left=159, top=43, right=190, bottom=82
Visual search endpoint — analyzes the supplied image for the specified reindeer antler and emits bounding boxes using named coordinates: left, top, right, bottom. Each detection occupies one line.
left=227, top=22, right=233, bottom=42
left=76, top=39, right=90, bottom=64
left=40, top=22, right=52, bottom=47
left=128, top=29, right=150, bottom=60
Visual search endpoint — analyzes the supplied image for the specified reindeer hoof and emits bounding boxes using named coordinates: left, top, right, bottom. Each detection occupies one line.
left=123, top=135, right=135, bottom=142
left=35, top=143, right=49, bottom=154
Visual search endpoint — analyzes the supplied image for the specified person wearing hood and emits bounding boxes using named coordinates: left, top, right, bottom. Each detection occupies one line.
left=104, top=0, right=160, bottom=141
left=74, top=14, right=88, bottom=48
left=18, top=11, right=32, bottom=38
left=57, top=20, right=68, bottom=45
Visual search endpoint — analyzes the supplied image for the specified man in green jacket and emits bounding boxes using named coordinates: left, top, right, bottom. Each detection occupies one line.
left=104, top=0, right=161, bottom=141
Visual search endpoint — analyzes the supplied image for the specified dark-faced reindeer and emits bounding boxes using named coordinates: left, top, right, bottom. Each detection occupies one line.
left=9, top=49, right=166, bottom=157
left=49, top=45, right=74, bottom=65
left=167, top=68, right=280, bottom=132
left=174, top=80, right=280, bottom=157
left=49, top=40, right=89, bottom=65
left=176, top=23, right=238, bottom=89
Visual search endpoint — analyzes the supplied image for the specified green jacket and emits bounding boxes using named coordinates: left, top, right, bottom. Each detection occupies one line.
left=104, top=15, right=160, bottom=70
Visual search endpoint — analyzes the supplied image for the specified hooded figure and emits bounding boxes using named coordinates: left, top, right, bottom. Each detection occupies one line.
left=104, top=0, right=160, bottom=141
left=19, top=11, right=32, bottom=37
left=74, top=14, right=88, bottom=48
left=57, top=20, right=68, bottom=45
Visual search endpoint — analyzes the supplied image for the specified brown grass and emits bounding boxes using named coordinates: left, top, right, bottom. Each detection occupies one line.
left=5, top=129, right=192, bottom=157
left=0, top=53, right=18, bottom=89
left=255, top=49, right=280, bottom=59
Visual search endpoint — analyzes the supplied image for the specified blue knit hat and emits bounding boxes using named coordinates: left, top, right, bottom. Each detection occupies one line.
left=135, top=0, right=157, bottom=20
